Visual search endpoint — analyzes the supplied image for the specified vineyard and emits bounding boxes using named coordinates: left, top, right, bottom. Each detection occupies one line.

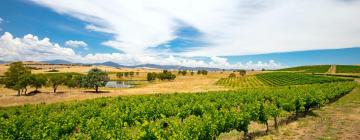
left=0, top=81, right=356, bottom=139
left=216, top=72, right=351, bottom=88
left=256, top=72, right=351, bottom=86
left=276, top=65, right=331, bottom=73
left=336, top=65, right=360, bottom=73
left=216, top=76, right=267, bottom=88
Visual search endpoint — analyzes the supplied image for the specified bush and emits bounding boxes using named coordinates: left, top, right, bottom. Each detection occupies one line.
left=228, top=73, right=236, bottom=78
left=46, top=69, right=59, bottom=72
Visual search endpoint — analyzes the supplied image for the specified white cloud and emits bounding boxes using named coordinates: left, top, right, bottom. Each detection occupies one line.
left=0, top=32, right=284, bottom=69
left=65, top=40, right=88, bottom=48
left=0, top=32, right=80, bottom=61
left=31, top=0, right=360, bottom=56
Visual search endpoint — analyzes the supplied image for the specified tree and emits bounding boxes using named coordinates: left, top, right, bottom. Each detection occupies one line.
left=228, top=73, right=236, bottom=78
left=64, top=74, right=83, bottom=89
left=201, top=70, right=208, bottom=75
left=147, top=72, right=157, bottom=81
left=83, top=68, right=109, bottom=93
left=197, top=70, right=201, bottom=75
left=190, top=71, right=194, bottom=76
left=30, top=74, right=47, bottom=92
left=181, top=70, right=187, bottom=76
left=18, top=74, right=33, bottom=95
left=3, top=62, right=31, bottom=96
left=48, top=74, right=66, bottom=93
left=158, top=70, right=176, bottom=80
left=124, top=72, right=129, bottom=77
left=129, top=71, right=135, bottom=79
left=116, top=72, right=124, bottom=79
left=136, top=72, right=140, bottom=76
left=239, top=70, right=246, bottom=76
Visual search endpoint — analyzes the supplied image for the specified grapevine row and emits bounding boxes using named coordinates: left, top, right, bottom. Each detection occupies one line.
left=0, top=82, right=356, bottom=139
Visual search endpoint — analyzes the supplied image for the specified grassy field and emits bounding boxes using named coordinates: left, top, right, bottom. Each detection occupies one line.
left=275, top=65, right=331, bottom=73
left=336, top=65, right=360, bottom=73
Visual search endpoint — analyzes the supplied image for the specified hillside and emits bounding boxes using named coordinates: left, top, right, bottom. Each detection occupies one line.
left=276, top=65, right=331, bottom=73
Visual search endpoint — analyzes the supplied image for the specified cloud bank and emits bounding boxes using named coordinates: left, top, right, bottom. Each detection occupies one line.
left=0, top=32, right=284, bottom=69
left=31, top=0, right=360, bottom=56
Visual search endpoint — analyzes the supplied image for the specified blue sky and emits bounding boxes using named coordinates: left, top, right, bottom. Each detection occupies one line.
left=0, top=0, right=360, bottom=69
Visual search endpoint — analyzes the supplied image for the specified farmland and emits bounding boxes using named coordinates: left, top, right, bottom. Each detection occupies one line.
left=216, top=76, right=267, bottom=88
left=256, top=72, right=351, bottom=86
left=336, top=65, right=360, bottom=73
left=275, top=65, right=331, bottom=73
left=0, top=63, right=359, bottom=139
left=0, top=82, right=356, bottom=139
left=217, top=72, right=351, bottom=88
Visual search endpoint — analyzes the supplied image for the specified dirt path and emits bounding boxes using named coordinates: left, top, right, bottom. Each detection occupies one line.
left=257, top=82, right=360, bottom=140
left=327, top=65, right=337, bottom=74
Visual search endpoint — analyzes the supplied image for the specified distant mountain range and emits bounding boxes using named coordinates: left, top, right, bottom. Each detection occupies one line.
left=41, top=59, right=222, bottom=71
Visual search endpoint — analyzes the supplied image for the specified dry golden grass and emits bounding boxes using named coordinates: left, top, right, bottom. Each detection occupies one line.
left=0, top=63, right=266, bottom=107
left=0, top=71, right=254, bottom=107
left=0, top=64, right=9, bottom=75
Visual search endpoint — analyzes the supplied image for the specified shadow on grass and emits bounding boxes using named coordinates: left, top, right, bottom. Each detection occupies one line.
left=83, top=91, right=110, bottom=94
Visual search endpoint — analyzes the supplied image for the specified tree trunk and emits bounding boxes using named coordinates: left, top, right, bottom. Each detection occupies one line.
left=266, top=121, right=269, bottom=134
left=274, top=116, right=278, bottom=130
left=24, top=87, right=27, bottom=95
left=17, top=90, right=20, bottom=96
left=95, top=86, right=99, bottom=93
left=53, top=85, right=57, bottom=93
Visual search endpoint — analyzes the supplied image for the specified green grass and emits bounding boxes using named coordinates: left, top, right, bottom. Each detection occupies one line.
left=336, top=65, right=360, bottom=73
left=276, top=65, right=331, bottom=73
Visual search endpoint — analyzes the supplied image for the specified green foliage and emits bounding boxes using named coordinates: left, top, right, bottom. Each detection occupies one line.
left=30, top=74, right=47, bottom=91
left=256, top=72, right=352, bottom=86
left=228, top=73, right=236, bottom=78
left=0, top=82, right=356, bottom=139
left=147, top=72, right=157, bottom=81
left=336, top=65, right=360, bottom=73
left=216, top=76, right=267, bottom=88
left=3, top=62, right=31, bottom=95
left=234, top=70, right=246, bottom=76
left=147, top=71, right=176, bottom=81
left=116, top=71, right=136, bottom=79
left=180, top=70, right=187, bottom=76
left=276, top=65, right=331, bottom=73
left=82, top=68, right=110, bottom=92
left=47, top=74, right=67, bottom=93
left=197, top=70, right=208, bottom=75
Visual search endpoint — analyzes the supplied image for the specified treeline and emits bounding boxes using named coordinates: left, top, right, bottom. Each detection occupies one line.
left=228, top=70, right=246, bottom=78
left=116, top=71, right=140, bottom=79
left=147, top=70, right=176, bottom=81
left=177, top=70, right=208, bottom=76
left=0, top=62, right=110, bottom=95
